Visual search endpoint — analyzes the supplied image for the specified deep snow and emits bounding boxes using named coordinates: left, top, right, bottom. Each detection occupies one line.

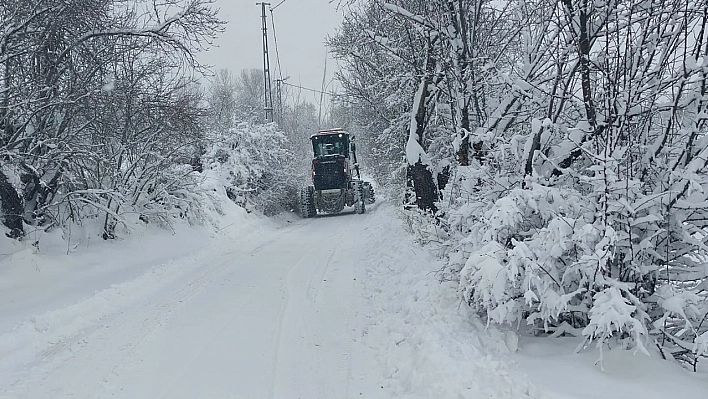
left=1, top=199, right=707, bottom=398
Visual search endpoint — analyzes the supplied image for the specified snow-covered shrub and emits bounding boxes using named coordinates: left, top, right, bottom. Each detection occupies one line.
left=48, top=162, right=207, bottom=237
left=431, top=0, right=708, bottom=370
left=456, top=181, right=591, bottom=326
left=452, top=143, right=708, bottom=368
left=205, top=122, right=300, bottom=216
left=653, top=286, right=708, bottom=371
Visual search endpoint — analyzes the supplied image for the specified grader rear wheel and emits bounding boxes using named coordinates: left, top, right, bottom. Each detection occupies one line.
left=300, top=186, right=316, bottom=218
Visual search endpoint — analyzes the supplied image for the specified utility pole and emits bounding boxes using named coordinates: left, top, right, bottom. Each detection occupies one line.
left=274, top=76, right=288, bottom=125
left=257, top=2, right=273, bottom=122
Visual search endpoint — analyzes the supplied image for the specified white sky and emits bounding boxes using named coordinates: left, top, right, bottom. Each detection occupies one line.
left=200, top=0, right=344, bottom=103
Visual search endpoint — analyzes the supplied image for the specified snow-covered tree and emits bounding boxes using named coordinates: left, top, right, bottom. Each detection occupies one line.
left=204, top=68, right=304, bottom=216
left=334, top=0, right=708, bottom=369
left=329, top=0, right=448, bottom=210
left=0, top=0, right=223, bottom=240
left=452, top=0, right=708, bottom=369
left=205, top=122, right=298, bottom=216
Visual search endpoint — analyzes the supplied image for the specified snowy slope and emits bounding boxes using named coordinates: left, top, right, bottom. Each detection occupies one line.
left=1, top=201, right=707, bottom=398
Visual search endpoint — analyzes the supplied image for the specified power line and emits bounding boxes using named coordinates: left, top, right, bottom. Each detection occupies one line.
left=280, top=81, right=340, bottom=97
left=268, top=8, right=284, bottom=81
left=271, top=0, right=287, bottom=10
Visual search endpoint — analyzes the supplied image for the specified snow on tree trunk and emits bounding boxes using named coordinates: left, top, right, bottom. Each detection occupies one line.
left=405, top=39, right=438, bottom=213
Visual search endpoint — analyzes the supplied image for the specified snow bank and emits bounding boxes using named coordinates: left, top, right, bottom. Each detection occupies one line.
left=0, top=191, right=281, bottom=388
left=516, top=335, right=708, bottom=398
left=357, top=204, right=540, bottom=398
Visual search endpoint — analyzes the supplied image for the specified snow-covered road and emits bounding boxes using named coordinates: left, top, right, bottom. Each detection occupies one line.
left=1, top=205, right=384, bottom=398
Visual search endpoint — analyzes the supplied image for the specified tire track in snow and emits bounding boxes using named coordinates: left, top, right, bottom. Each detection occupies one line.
left=269, top=215, right=349, bottom=399
left=98, top=220, right=317, bottom=398
left=269, top=210, right=373, bottom=399
left=306, top=233, right=341, bottom=304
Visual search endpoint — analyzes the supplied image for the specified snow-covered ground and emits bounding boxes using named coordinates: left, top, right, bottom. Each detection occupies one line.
left=1, top=199, right=707, bottom=398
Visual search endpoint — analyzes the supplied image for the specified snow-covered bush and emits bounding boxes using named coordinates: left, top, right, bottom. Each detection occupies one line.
left=205, top=122, right=300, bottom=216
left=445, top=0, right=708, bottom=369
left=446, top=124, right=708, bottom=367
left=451, top=145, right=708, bottom=368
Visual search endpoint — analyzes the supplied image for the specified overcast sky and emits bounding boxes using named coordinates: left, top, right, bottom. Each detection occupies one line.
left=200, top=0, right=344, bottom=104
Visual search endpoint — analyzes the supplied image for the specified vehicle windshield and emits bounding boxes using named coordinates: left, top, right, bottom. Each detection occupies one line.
left=312, top=134, right=349, bottom=157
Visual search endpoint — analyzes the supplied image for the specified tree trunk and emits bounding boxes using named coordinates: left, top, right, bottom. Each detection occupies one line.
left=437, top=165, right=451, bottom=197
left=553, top=0, right=600, bottom=175
left=407, top=161, right=438, bottom=213
left=406, top=38, right=439, bottom=213
left=0, top=170, right=24, bottom=238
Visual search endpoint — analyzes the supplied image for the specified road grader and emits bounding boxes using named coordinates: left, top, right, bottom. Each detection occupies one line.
left=300, top=129, right=374, bottom=217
